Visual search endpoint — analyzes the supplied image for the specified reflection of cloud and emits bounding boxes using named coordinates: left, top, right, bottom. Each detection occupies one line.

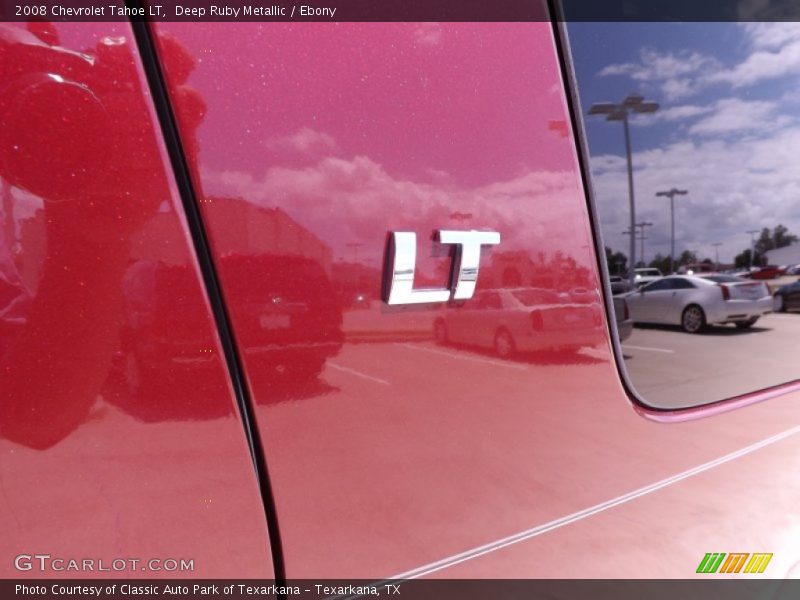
left=600, top=25, right=800, bottom=95
left=738, top=22, right=800, bottom=50
left=710, top=38, right=800, bottom=88
left=589, top=127, right=800, bottom=262
left=688, top=98, right=791, bottom=135
left=264, top=127, right=338, bottom=156
left=413, top=23, right=442, bottom=46
left=586, top=23, right=800, bottom=262
left=599, top=48, right=720, bottom=100
left=204, top=155, right=586, bottom=262
left=633, top=104, right=712, bottom=126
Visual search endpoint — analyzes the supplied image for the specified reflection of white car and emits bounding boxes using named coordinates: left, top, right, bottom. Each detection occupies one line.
left=434, top=288, right=600, bottom=357
left=625, top=275, right=772, bottom=333
left=633, top=268, right=662, bottom=287
left=787, top=264, right=800, bottom=276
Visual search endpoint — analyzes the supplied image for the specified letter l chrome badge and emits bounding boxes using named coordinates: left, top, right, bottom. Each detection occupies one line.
left=385, top=230, right=501, bottom=305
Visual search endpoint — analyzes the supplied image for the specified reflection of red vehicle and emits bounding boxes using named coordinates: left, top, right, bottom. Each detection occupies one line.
left=113, top=254, right=343, bottom=418
left=222, top=254, right=344, bottom=383
left=748, top=265, right=787, bottom=279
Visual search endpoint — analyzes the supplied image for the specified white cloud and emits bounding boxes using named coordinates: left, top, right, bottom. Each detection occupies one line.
left=657, top=104, right=713, bottom=121
left=203, top=155, right=588, bottom=264
left=710, top=39, right=800, bottom=88
left=599, top=49, right=711, bottom=81
left=739, top=22, right=800, bottom=50
left=589, top=23, right=800, bottom=262
left=596, top=24, right=800, bottom=97
left=413, top=23, right=442, bottom=46
left=589, top=126, right=800, bottom=263
left=263, top=127, right=338, bottom=156
left=659, top=78, right=696, bottom=102
left=688, top=98, right=791, bottom=135
left=599, top=48, right=721, bottom=100
left=630, top=104, right=712, bottom=127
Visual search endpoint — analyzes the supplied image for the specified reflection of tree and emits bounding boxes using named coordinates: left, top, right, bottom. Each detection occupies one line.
left=677, top=250, right=699, bottom=266
left=200, top=197, right=333, bottom=273
left=501, top=267, right=522, bottom=287
left=482, top=250, right=592, bottom=291
left=734, top=224, right=798, bottom=268
left=605, top=246, right=628, bottom=276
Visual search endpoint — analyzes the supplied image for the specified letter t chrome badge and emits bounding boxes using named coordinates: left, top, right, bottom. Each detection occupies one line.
left=385, top=230, right=501, bottom=305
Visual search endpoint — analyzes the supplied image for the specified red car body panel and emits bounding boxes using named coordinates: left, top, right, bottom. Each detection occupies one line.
left=0, top=22, right=272, bottom=577
left=1, top=15, right=799, bottom=581
left=150, top=21, right=800, bottom=579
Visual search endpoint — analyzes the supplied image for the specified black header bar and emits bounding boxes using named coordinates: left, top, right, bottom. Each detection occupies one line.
left=4, top=0, right=800, bottom=22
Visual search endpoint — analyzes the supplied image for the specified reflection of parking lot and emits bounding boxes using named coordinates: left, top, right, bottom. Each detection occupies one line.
left=298, top=339, right=610, bottom=412
left=621, top=313, right=800, bottom=409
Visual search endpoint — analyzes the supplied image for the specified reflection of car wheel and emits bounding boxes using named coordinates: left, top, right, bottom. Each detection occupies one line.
left=494, top=328, right=516, bottom=358
left=735, top=317, right=759, bottom=329
left=558, top=345, right=582, bottom=354
left=681, top=305, right=706, bottom=334
left=283, top=356, right=326, bottom=381
left=433, top=319, right=448, bottom=345
left=774, top=294, right=786, bottom=312
left=125, top=352, right=144, bottom=394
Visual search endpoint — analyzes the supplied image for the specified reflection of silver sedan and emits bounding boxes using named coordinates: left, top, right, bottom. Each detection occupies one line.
left=613, top=296, right=633, bottom=342
left=625, top=275, right=772, bottom=333
left=434, top=288, right=600, bottom=357
left=633, top=267, right=662, bottom=287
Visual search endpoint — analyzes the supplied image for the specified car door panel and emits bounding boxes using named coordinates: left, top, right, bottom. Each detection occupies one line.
left=140, top=17, right=800, bottom=579
left=0, top=21, right=273, bottom=578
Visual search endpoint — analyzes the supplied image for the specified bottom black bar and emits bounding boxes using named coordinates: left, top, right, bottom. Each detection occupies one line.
left=2, top=580, right=794, bottom=600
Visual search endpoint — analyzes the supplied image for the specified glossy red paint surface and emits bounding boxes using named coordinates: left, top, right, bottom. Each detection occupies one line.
left=154, top=20, right=800, bottom=578
left=0, top=22, right=272, bottom=577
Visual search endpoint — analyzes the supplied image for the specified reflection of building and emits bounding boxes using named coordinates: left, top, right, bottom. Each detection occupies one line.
left=765, top=243, right=800, bottom=266
left=206, top=198, right=332, bottom=274
left=131, top=197, right=333, bottom=274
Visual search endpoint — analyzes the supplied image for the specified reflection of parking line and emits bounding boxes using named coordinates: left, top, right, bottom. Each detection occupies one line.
left=622, top=345, right=675, bottom=354
left=327, top=362, right=391, bottom=385
left=398, top=343, right=527, bottom=371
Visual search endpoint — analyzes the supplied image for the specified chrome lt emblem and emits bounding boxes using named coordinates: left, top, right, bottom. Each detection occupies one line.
left=385, top=230, right=501, bottom=305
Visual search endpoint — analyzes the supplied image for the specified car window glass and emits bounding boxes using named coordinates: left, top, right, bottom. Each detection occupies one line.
left=567, top=20, right=800, bottom=409
left=642, top=279, right=671, bottom=292
left=672, top=279, right=695, bottom=289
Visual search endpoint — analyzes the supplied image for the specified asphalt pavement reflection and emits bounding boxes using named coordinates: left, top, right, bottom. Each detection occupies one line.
left=622, top=313, right=800, bottom=408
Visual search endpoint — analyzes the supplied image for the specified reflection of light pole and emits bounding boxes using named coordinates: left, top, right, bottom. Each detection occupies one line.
left=636, top=221, right=653, bottom=265
left=656, top=188, right=689, bottom=274
left=589, top=93, right=660, bottom=284
left=2, top=180, right=14, bottom=253
left=712, top=242, right=722, bottom=270
left=622, top=227, right=649, bottom=268
left=346, top=242, right=364, bottom=263
left=746, top=229, right=759, bottom=269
